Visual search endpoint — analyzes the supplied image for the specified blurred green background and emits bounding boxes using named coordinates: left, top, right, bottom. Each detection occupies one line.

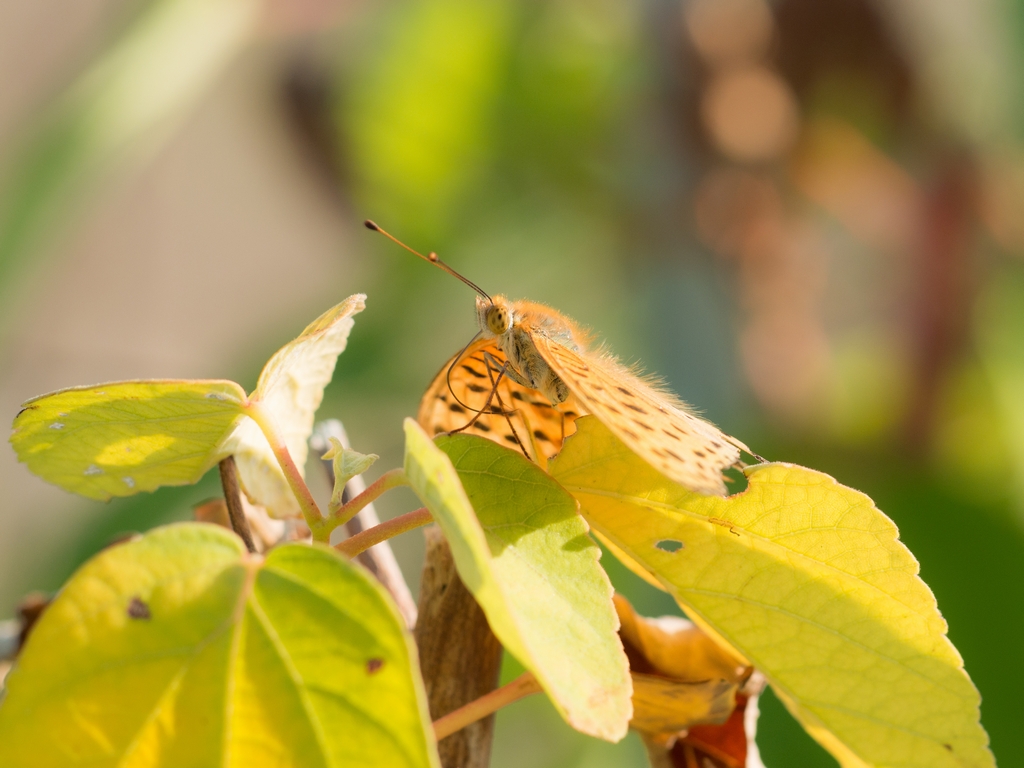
left=2, top=0, right=1022, bottom=764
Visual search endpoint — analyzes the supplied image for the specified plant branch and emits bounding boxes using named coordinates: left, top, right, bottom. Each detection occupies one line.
left=245, top=402, right=323, bottom=530
left=218, top=456, right=256, bottom=553
left=334, top=507, right=433, bottom=558
left=416, top=528, right=502, bottom=767
left=432, top=673, right=542, bottom=742
left=316, top=467, right=409, bottom=535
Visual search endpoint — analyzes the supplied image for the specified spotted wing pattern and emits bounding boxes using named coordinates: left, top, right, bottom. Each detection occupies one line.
left=532, top=334, right=744, bottom=496
left=417, top=338, right=586, bottom=466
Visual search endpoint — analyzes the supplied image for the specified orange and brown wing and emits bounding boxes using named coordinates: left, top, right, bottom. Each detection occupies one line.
left=417, top=338, right=586, bottom=466
left=533, top=335, right=744, bottom=496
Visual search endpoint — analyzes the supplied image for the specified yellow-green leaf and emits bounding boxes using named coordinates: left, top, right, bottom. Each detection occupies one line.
left=403, top=419, right=631, bottom=741
left=9, top=380, right=247, bottom=500
left=550, top=417, right=994, bottom=768
left=11, top=296, right=368, bottom=513
left=322, top=437, right=379, bottom=511
left=0, top=523, right=439, bottom=768
left=224, top=294, right=366, bottom=517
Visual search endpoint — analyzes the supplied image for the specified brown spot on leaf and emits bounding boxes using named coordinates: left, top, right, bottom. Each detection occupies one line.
left=709, top=518, right=740, bottom=536
left=127, top=597, right=151, bottom=620
left=366, top=658, right=384, bottom=674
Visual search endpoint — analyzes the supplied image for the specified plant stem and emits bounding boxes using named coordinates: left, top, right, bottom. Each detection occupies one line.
left=218, top=456, right=256, bottom=553
left=416, top=527, right=502, bottom=765
left=245, top=402, right=323, bottom=530
left=317, top=467, right=409, bottom=535
left=432, top=673, right=542, bottom=742
left=335, top=507, right=433, bottom=558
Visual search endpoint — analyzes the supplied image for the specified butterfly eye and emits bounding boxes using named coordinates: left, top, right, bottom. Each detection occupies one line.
left=487, top=307, right=510, bottom=335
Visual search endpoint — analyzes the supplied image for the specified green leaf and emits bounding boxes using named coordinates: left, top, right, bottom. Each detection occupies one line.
left=9, top=380, right=247, bottom=500
left=321, top=437, right=379, bottom=511
left=550, top=417, right=994, bottom=768
left=402, top=419, right=631, bottom=741
left=224, top=294, right=366, bottom=517
left=0, top=523, right=439, bottom=768
left=10, top=296, right=366, bottom=516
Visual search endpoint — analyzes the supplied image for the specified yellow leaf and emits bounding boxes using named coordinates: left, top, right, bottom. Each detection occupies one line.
left=0, top=523, right=439, bottom=768
left=551, top=417, right=994, bottom=768
left=9, top=380, right=247, bottom=500
left=10, top=296, right=366, bottom=516
left=616, top=596, right=747, bottom=739
left=219, top=294, right=366, bottom=516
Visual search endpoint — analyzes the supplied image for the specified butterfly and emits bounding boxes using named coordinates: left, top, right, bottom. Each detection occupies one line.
left=367, top=221, right=751, bottom=496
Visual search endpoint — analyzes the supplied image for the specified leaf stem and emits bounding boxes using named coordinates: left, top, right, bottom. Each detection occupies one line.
left=316, top=467, right=409, bottom=536
left=432, top=672, right=542, bottom=742
left=218, top=456, right=256, bottom=553
left=245, top=402, right=323, bottom=530
left=335, top=507, right=433, bottom=558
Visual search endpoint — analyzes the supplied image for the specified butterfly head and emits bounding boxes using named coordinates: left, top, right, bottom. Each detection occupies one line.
left=477, top=295, right=512, bottom=338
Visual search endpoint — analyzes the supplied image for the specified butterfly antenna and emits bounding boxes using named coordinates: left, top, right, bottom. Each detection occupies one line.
left=446, top=332, right=485, bottom=413
left=364, top=220, right=492, bottom=302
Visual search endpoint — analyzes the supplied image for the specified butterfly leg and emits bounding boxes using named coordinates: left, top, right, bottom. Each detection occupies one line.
left=483, top=351, right=532, bottom=389
left=446, top=362, right=508, bottom=436
left=481, top=355, right=532, bottom=461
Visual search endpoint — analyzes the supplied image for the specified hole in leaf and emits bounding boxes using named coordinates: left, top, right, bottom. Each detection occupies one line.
left=655, top=539, right=684, bottom=553
left=723, top=466, right=749, bottom=495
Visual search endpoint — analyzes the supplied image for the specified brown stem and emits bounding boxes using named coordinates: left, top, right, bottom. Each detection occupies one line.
left=433, top=672, right=541, bottom=742
left=334, top=507, right=433, bottom=558
left=416, top=527, right=504, bottom=768
left=218, top=456, right=256, bottom=553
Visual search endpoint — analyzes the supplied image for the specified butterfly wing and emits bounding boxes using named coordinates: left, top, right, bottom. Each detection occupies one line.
left=533, top=334, right=744, bottom=496
left=417, top=338, right=586, bottom=466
